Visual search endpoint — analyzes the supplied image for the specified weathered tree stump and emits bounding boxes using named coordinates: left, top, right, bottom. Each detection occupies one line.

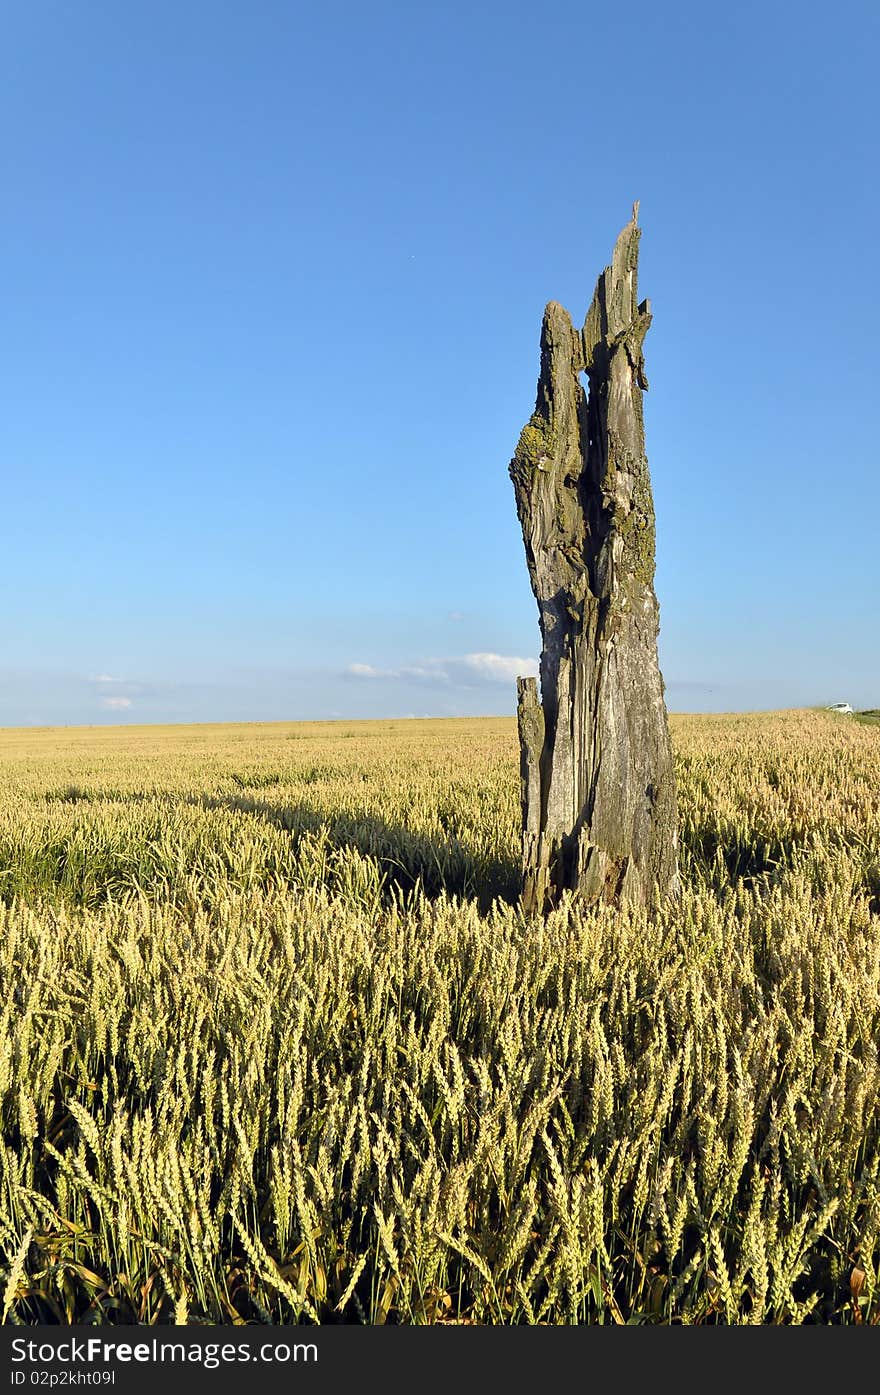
left=509, top=206, right=679, bottom=914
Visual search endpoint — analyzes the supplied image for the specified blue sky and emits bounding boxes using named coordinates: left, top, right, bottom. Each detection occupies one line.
left=1, top=0, right=877, bottom=725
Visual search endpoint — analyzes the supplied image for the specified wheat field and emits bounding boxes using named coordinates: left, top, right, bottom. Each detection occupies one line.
left=0, top=709, right=878, bottom=1324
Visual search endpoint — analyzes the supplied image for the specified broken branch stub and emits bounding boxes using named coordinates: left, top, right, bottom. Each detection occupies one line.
left=509, top=208, right=679, bottom=913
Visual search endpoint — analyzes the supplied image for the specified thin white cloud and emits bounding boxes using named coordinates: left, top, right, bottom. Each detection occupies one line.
left=348, top=661, right=450, bottom=683
left=92, top=673, right=118, bottom=684
left=400, top=664, right=450, bottom=683
left=100, top=696, right=133, bottom=710
left=346, top=653, right=537, bottom=688
left=348, top=663, right=393, bottom=679
left=462, top=653, right=539, bottom=683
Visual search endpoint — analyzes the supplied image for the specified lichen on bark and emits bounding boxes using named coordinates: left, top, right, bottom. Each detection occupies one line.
left=509, top=206, right=679, bottom=914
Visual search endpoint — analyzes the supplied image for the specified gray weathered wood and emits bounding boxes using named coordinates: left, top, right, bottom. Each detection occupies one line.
left=509, top=206, right=679, bottom=913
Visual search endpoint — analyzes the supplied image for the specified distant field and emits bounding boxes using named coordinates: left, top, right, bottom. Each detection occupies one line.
left=1, top=710, right=879, bottom=1324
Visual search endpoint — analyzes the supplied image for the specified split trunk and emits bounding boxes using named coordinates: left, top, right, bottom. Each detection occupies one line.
left=509, top=208, right=679, bottom=913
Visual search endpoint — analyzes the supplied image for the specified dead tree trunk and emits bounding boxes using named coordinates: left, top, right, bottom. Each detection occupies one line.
left=509, top=206, right=679, bottom=914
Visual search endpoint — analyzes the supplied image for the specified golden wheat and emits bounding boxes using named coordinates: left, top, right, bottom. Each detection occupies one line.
left=0, top=710, right=878, bottom=1323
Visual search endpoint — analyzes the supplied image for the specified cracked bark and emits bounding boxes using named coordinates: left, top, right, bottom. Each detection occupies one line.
left=509, top=207, right=679, bottom=913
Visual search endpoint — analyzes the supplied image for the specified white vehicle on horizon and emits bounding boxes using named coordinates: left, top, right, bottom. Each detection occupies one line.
left=826, top=702, right=854, bottom=714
